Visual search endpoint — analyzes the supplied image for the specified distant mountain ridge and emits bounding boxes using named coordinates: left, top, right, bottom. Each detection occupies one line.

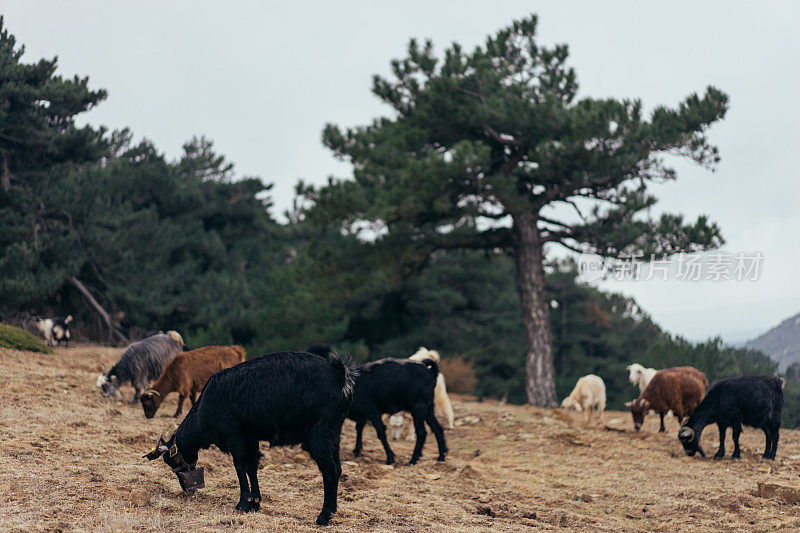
left=746, top=312, right=800, bottom=371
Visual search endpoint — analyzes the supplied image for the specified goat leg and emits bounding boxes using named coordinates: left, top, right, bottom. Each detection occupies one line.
left=232, top=453, right=255, bottom=512
left=352, top=421, right=365, bottom=457
left=714, top=425, right=727, bottom=459
left=309, top=441, right=340, bottom=526
left=370, top=415, right=395, bottom=465
left=732, top=424, right=742, bottom=459
left=174, top=395, right=186, bottom=418
left=425, top=407, right=448, bottom=461
left=245, top=441, right=261, bottom=512
left=408, top=409, right=428, bottom=465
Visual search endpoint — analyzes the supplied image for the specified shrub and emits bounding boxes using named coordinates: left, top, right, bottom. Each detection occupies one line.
left=187, top=321, right=233, bottom=349
left=0, top=324, right=53, bottom=354
left=440, top=356, right=477, bottom=395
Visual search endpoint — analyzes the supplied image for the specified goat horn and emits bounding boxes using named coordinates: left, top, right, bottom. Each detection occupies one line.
left=101, top=362, right=108, bottom=373
left=144, top=390, right=161, bottom=397
left=679, top=427, right=695, bottom=440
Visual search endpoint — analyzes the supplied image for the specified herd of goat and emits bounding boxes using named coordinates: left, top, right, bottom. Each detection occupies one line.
left=560, top=363, right=783, bottom=460
left=31, top=319, right=785, bottom=526
left=93, top=332, right=449, bottom=525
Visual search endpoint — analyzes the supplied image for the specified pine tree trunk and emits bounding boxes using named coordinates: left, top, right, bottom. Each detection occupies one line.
left=513, top=212, right=557, bottom=406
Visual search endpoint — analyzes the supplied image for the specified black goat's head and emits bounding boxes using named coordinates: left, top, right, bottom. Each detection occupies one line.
left=144, top=433, right=203, bottom=492
left=678, top=426, right=705, bottom=458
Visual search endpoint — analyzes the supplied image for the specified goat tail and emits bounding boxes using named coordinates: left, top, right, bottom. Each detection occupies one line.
left=231, top=345, right=246, bottom=362
left=328, top=351, right=359, bottom=399
left=420, top=358, right=440, bottom=379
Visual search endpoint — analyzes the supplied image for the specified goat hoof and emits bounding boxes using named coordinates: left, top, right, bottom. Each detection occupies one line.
left=316, top=510, right=333, bottom=526
left=235, top=500, right=258, bottom=513
left=437, top=455, right=446, bottom=462
left=385, top=457, right=395, bottom=465
left=761, top=454, right=774, bottom=461
left=713, top=453, right=724, bottom=460
left=352, top=449, right=361, bottom=457
left=407, top=458, right=419, bottom=466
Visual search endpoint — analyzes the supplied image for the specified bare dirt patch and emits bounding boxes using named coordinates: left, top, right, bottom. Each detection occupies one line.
left=2, top=345, right=800, bottom=531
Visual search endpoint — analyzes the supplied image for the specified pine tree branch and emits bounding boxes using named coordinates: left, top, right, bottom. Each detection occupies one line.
left=69, top=277, right=128, bottom=345
left=548, top=237, right=587, bottom=253
left=537, top=214, right=573, bottom=230
left=456, top=87, right=485, bottom=103
left=483, top=126, right=515, bottom=145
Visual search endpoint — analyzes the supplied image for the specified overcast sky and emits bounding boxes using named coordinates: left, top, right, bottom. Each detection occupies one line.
left=3, top=1, right=799, bottom=343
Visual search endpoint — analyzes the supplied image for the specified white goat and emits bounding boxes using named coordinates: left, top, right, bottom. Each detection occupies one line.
left=626, top=363, right=657, bottom=393
left=560, top=374, right=607, bottom=424
left=36, top=319, right=55, bottom=346
left=409, top=347, right=455, bottom=429
left=385, top=413, right=415, bottom=441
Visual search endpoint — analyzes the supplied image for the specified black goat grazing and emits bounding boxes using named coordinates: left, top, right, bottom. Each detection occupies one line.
left=144, top=350, right=357, bottom=526
left=348, top=357, right=447, bottom=465
left=678, top=375, right=783, bottom=460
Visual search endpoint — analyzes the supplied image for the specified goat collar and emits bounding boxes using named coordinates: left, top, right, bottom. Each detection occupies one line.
left=168, top=443, right=195, bottom=472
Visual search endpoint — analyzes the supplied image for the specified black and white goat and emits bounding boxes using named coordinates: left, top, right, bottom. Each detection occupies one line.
left=145, top=350, right=357, bottom=526
left=36, top=315, right=73, bottom=347
left=678, top=375, right=784, bottom=460
left=97, top=331, right=184, bottom=403
left=348, top=357, right=447, bottom=465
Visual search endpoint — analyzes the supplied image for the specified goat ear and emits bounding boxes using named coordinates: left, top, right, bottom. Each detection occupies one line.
left=625, top=365, right=631, bottom=372
left=144, top=445, right=168, bottom=460
left=641, top=399, right=649, bottom=408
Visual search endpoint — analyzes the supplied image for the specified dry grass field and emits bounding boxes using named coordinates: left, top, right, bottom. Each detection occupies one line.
left=2, top=344, right=800, bottom=532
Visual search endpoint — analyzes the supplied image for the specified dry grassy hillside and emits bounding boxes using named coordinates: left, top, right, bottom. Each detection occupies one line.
left=2, top=345, right=800, bottom=532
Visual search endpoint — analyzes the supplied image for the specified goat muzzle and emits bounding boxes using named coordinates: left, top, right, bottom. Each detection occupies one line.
left=175, top=466, right=205, bottom=492
left=167, top=444, right=203, bottom=492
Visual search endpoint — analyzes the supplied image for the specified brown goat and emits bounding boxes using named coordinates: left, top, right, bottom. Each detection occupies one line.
left=629, top=366, right=707, bottom=432
left=140, top=345, right=245, bottom=419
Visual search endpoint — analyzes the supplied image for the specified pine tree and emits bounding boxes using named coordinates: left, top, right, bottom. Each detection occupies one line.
left=0, top=16, right=107, bottom=305
left=303, top=15, right=729, bottom=405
